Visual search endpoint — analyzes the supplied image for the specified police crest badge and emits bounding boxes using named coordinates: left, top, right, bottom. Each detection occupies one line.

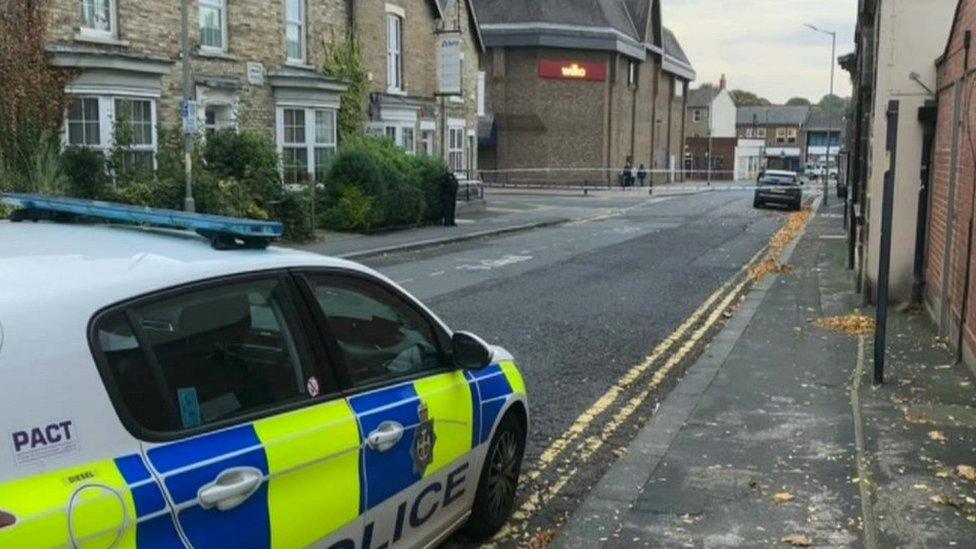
left=411, top=402, right=436, bottom=475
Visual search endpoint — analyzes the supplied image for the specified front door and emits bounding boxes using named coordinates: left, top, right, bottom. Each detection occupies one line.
left=102, top=274, right=362, bottom=547
left=300, top=272, right=479, bottom=547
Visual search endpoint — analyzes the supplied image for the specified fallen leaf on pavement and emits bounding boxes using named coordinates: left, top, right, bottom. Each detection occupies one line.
left=749, top=259, right=794, bottom=282
left=928, top=430, right=948, bottom=443
left=957, top=465, right=976, bottom=482
left=936, top=470, right=950, bottom=479
left=527, top=530, right=555, bottom=549
left=773, top=492, right=795, bottom=503
left=812, top=314, right=875, bottom=335
left=913, top=483, right=929, bottom=490
left=781, top=534, right=812, bottom=546
left=931, top=494, right=966, bottom=509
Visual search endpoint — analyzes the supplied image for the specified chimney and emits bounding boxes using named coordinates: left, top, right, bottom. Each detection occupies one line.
left=719, top=74, right=727, bottom=90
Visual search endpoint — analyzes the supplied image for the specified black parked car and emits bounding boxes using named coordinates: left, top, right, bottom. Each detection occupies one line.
left=754, top=170, right=803, bottom=211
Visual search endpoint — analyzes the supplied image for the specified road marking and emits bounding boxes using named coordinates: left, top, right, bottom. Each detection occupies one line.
left=456, top=254, right=533, bottom=271
left=508, top=273, right=752, bottom=527
left=497, top=204, right=816, bottom=542
left=524, top=244, right=768, bottom=482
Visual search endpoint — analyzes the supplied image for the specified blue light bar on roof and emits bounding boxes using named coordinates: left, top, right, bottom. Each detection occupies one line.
left=2, top=193, right=284, bottom=247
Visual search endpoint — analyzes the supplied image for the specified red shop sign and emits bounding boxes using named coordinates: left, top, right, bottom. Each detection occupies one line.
left=538, top=60, right=607, bottom=82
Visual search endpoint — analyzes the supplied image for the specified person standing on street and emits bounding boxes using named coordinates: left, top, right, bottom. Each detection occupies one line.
left=621, top=158, right=633, bottom=189
left=637, top=164, right=647, bottom=187
left=441, top=171, right=459, bottom=227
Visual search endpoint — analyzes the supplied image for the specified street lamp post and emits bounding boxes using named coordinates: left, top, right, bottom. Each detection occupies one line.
left=805, top=23, right=837, bottom=209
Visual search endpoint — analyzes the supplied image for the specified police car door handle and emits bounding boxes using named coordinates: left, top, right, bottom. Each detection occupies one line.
left=197, top=467, right=264, bottom=512
left=367, top=421, right=404, bottom=452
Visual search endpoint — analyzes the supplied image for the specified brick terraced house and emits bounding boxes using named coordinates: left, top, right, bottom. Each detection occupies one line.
left=46, top=0, right=482, bottom=184
left=470, top=0, right=695, bottom=186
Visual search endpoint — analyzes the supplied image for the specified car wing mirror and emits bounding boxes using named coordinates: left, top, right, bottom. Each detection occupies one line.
left=452, top=331, right=494, bottom=370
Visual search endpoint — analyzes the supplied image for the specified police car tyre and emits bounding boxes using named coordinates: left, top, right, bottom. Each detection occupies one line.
left=463, top=411, right=526, bottom=540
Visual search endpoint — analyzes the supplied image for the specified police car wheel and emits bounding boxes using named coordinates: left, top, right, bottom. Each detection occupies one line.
left=464, top=412, right=525, bottom=539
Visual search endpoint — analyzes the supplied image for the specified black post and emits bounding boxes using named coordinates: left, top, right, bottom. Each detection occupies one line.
left=912, top=104, right=937, bottom=304
left=874, top=100, right=900, bottom=385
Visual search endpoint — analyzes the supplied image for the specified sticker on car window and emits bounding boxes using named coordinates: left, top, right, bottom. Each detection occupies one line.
left=178, top=388, right=202, bottom=429
left=306, top=376, right=320, bottom=398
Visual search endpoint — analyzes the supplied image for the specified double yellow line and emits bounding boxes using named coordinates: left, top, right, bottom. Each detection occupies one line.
left=496, top=208, right=814, bottom=543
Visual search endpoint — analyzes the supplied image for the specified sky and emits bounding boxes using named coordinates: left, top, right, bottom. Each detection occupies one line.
left=663, top=0, right=857, bottom=103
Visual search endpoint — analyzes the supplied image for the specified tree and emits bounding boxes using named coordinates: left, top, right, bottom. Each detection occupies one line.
left=0, top=0, right=75, bottom=189
left=786, top=97, right=812, bottom=106
left=818, top=94, right=850, bottom=113
left=730, top=89, right=772, bottom=107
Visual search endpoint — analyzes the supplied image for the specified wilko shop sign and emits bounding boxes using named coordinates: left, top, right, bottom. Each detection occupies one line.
left=538, top=60, right=607, bottom=82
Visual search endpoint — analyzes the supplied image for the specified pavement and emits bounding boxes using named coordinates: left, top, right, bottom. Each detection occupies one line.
left=555, top=199, right=976, bottom=547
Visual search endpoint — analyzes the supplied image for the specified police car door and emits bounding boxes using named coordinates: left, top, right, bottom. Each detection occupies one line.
left=94, top=273, right=364, bottom=547
left=299, top=272, right=478, bottom=548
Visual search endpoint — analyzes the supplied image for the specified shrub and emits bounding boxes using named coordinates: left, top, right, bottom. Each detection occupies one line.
left=320, top=137, right=451, bottom=232
left=60, top=147, right=109, bottom=198
left=322, top=185, right=375, bottom=232
left=203, top=129, right=282, bottom=212
left=278, top=188, right=316, bottom=242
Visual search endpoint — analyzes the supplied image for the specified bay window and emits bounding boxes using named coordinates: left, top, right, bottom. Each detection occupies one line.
left=200, top=0, right=227, bottom=52
left=285, top=0, right=306, bottom=63
left=65, top=95, right=157, bottom=170
left=278, top=107, right=337, bottom=184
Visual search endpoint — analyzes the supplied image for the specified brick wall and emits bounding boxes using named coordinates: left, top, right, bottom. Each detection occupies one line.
left=49, top=0, right=347, bottom=137
left=927, top=0, right=976, bottom=360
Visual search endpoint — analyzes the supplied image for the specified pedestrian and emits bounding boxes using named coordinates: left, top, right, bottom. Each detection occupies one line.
left=621, top=158, right=634, bottom=189
left=630, top=164, right=638, bottom=188
left=637, top=164, right=647, bottom=187
left=441, top=171, right=459, bottom=227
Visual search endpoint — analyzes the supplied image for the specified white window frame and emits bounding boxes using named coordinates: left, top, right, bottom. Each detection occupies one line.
left=276, top=106, right=337, bottom=184
left=80, top=0, right=116, bottom=38
left=757, top=127, right=767, bottom=138
left=692, top=109, right=702, bottom=123
left=386, top=9, right=404, bottom=93
left=285, top=0, right=306, bottom=64
left=63, top=94, right=158, bottom=170
left=371, top=122, right=416, bottom=154
left=447, top=119, right=465, bottom=174
left=744, top=127, right=753, bottom=138
left=199, top=0, right=228, bottom=53
left=476, top=71, right=486, bottom=116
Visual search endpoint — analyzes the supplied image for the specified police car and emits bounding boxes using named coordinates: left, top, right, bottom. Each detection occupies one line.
left=0, top=195, right=528, bottom=548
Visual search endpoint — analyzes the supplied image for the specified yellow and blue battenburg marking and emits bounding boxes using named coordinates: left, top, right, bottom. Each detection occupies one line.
left=0, top=362, right=525, bottom=547
left=0, top=454, right=182, bottom=548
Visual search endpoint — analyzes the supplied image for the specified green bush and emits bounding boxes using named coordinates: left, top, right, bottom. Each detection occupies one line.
left=60, top=146, right=109, bottom=198
left=322, top=185, right=375, bottom=232
left=320, top=137, right=451, bottom=232
left=278, top=188, right=316, bottom=242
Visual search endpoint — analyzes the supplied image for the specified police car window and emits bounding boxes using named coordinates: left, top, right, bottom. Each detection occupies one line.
left=94, top=278, right=318, bottom=433
left=305, top=276, right=446, bottom=386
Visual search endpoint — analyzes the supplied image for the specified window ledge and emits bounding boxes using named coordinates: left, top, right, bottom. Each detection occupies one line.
left=386, top=88, right=407, bottom=96
left=285, top=61, right=315, bottom=70
left=73, top=31, right=129, bottom=47
left=197, top=48, right=235, bottom=61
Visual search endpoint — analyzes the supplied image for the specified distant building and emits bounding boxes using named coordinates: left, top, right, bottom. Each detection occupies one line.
left=802, top=107, right=844, bottom=170
left=471, top=0, right=695, bottom=186
left=684, top=75, right=736, bottom=180
left=735, top=106, right=810, bottom=172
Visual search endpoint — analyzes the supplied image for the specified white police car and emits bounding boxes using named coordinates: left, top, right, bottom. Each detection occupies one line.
left=0, top=195, right=528, bottom=548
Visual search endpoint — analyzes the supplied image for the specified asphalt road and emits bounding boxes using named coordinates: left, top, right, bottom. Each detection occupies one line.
left=361, top=189, right=793, bottom=545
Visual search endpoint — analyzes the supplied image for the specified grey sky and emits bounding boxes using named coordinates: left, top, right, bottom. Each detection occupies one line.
left=664, top=0, right=856, bottom=103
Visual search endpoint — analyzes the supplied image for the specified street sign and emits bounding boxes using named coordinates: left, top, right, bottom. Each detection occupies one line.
left=181, top=100, right=199, bottom=135
left=246, top=61, right=265, bottom=86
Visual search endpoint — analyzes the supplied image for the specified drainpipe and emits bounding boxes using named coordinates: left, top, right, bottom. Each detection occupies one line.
left=911, top=104, right=937, bottom=304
